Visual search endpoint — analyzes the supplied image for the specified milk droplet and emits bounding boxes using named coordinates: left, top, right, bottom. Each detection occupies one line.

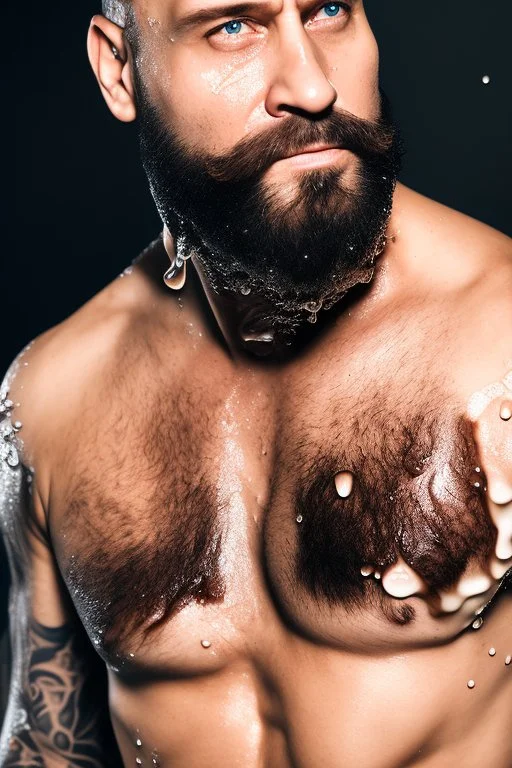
left=360, top=566, right=374, bottom=577
left=201, top=639, right=211, bottom=649
left=472, top=616, right=484, bottom=630
left=467, top=679, right=476, bottom=689
left=499, top=401, right=512, bottom=421
left=335, top=471, right=354, bottom=499
left=488, top=647, right=496, bottom=657
left=506, top=655, right=512, bottom=666
left=381, top=559, right=425, bottom=599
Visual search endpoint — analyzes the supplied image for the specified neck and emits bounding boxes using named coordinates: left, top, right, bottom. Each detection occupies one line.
left=168, top=196, right=402, bottom=360
left=191, top=245, right=393, bottom=361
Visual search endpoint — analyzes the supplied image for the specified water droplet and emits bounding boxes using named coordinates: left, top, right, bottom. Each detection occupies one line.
left=360, top=566, right=374, bottom=577
left=472, top=617, right=484, bottom=630
left=304, top=300, right=322, bottom=313
left=489, top=647, right=496, bottom=657
left=307, top=313, right=318, bottom=324
left=129, top=652, right=135, bottom=658
left=296, top=514, right=303, bottom=524
left=240, top=285, right=251, bottom=296
left=374, top=572, right=382, bottom=580
left=482, top=75, right=490, bottom=84
left=201, top=639, right=211, bottom=649
left=506, top=655, right=512, bottom=666
left=500, top=401, right=512, bottom=421
left=335, top=471, right=354, bottom=499
left=13, top=421, right=22, bottom=430
left=469, top=467, right=487, bottom=492
left=136, top=759, right=142, bottom=766
left=467, top=679, right=476, bottom=689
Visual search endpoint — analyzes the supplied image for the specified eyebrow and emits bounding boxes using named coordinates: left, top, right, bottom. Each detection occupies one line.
left=173, top=2, right=274, bottom=35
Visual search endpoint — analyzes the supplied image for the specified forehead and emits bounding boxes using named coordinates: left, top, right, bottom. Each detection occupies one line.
left=134, top=0, right=363, bottom=19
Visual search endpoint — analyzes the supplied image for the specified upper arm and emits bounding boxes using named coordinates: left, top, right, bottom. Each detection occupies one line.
left=0, top=344, right=121, bottom=767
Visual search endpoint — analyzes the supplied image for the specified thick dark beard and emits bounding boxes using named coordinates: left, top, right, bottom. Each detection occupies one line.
left=133, top=66, right=402, bottom=343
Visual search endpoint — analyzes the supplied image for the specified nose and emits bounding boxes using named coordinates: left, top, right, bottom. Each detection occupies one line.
left=265, top=26, right=337, bottom=118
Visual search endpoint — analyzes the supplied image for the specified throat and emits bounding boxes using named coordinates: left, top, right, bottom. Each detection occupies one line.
left=190, top=250, right=383, bottom=359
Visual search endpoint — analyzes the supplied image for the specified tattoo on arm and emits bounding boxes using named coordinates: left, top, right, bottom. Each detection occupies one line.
left=5, top=619, right=119, bottom=768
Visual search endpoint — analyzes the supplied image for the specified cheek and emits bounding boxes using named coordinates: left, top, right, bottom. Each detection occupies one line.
left=147, top=52, right=267, bottom=152
left=329, top=33, right=380, bottom=120
left=200, top=52, right=266, bottom=105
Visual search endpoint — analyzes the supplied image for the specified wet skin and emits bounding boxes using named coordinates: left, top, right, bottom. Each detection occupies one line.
left=2, top=185, right=512, bottom=767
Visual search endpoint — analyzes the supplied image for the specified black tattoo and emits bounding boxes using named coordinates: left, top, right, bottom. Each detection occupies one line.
left=4, top=619, right=122, bottom=767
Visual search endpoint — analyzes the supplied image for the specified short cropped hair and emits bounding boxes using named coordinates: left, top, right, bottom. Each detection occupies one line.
left=102, top=0, right=129, bottom=26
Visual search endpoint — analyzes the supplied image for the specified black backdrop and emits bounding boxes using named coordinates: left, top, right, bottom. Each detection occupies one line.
left=1, top=0, right=511, bottom=710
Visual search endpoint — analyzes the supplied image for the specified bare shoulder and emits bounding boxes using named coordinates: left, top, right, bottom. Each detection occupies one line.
left=398, top=183, right=511, bottom=306
left=2, top=240, right=186, bottom=481
left=394, top=185, right=512, bottom=390
left=398, top=183, right=511, bottom=268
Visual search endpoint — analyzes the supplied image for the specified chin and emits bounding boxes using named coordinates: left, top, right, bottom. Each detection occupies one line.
left=261, top=168, right=355, bottom=231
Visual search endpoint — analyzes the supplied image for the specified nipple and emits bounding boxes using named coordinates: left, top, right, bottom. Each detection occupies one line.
left=334, top=471, right=354, bottom=499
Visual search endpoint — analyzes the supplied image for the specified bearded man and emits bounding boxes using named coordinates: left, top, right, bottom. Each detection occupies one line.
left=1, top=0, right=511, bottom=766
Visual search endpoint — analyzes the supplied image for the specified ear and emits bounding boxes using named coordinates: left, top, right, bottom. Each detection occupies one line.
left=87, top=15, right=137, bottom=123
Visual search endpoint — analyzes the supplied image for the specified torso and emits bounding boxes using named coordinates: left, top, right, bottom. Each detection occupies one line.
left=26, top=193, right=512, bottom=767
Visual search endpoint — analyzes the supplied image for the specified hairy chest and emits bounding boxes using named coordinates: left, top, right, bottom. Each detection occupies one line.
left=51, top=367, right=508, bottom=663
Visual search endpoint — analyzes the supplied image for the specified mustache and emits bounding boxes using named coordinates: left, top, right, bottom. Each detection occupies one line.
left=204, top=108, right=396, bottom=183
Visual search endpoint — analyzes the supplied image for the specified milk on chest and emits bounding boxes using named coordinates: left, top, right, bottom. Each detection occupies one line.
left=264, top=388, right=512, bottom=649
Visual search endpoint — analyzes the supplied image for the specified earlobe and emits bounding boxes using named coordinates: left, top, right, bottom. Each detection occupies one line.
left=87, top=14, right=137, bottom=123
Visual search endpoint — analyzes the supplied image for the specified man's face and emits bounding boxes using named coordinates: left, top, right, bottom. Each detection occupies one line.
left=126, top=0, right=400, bottom=324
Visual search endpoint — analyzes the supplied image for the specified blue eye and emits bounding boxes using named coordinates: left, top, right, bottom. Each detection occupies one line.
left=322, top=3, right=341, bottom=16
left=223, top=20, right=243, bottom=34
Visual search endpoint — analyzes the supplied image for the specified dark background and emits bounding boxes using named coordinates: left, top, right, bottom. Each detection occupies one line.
left=1, top=0, right=511, bottom=718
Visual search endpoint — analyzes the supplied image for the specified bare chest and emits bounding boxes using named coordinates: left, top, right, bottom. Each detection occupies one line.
left=51, top=363, right=508, bottom=668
